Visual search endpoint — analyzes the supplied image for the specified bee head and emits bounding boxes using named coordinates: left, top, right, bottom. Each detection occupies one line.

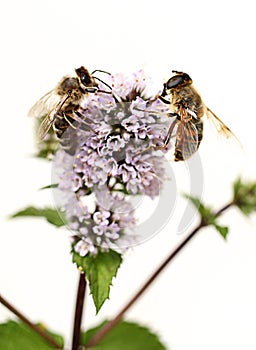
left=165, top=71, right=192, bottom=90
left=58, top=77, right=80, bottom=95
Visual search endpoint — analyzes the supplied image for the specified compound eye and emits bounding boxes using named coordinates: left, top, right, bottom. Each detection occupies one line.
left=75, top=67, right=92, bottom=86
left=80, top=73, right=91, bottom=86
left=166, top=75, right=184, bottom=89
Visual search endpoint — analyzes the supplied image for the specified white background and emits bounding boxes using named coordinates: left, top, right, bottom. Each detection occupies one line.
left=1, top=1, right=256, bottom=349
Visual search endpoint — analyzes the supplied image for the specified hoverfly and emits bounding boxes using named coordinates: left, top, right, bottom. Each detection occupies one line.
left=29, top=66, right=112, bottom=154
left=155, top=70, right=236, bottom=161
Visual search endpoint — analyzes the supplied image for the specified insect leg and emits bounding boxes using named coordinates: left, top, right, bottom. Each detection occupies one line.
left=54, top=92, right=72, bottom=115
left=158, top=95, right=171, bottom=104
left=131, top=118, right=178, bottom=160
left=132, top=105, right=177, bottom=119
left=153, top=119, right=178, bottom=150
left=62, top=114, right=77, bottom=130
left=59, top=112, right=95, bottom=137
left=74, top=111, right=98, bottom=129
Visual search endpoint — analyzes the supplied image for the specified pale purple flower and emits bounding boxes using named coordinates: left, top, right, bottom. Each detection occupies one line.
left=110, top=73, right=133, bottom=99
left=68, top=189, right=136, bottom=254
left=93, top=211, right=111, bottom=225
left=106, top=135, right=126, bottom=152
left=74, top=237, right=98, bottom=256
left=52, top=70, right=171, bottom=256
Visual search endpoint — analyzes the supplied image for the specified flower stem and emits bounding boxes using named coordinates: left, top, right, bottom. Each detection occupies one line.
left=214, top=202, right=234, bottom=217
left=86, top=201, right=234, bottom=348
left=72, top=272, right=87, bottom=350
left=86, top=223, right=204, bottom=347
left=0, top=294, right=62, bottom=349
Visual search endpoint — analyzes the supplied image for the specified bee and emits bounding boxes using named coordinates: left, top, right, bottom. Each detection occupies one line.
left=156, top=70, right=235, bottom=161
left=29, top=66, right=111, bottom=154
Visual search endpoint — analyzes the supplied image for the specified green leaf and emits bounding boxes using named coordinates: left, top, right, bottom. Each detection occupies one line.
left=213, top=224, right=229, bottom=240
left=0, top=320, right=64, bottom=350
left=233, top=177, right=242, bottom=199
left=233, top=178, right=256, bottom=215
left=39, top=184, right=59, bottom=190
left=185, top=194, right=229, bottom=239
left=73, top=250, right=122, bottom=313
left=34, top=117, right=58, bottom=161
left=34, top=149, right=56, bottom=161
left=10, top=206, right=66, bottom=227
left=81, top=320, right=166, bottom=350
left=184, top=194, right=215, bottom=224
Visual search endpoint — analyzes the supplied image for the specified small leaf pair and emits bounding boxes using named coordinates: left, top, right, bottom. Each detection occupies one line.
left=233, top=178, right=256, bottom=215
left=185, top=194, right=229, bottom=239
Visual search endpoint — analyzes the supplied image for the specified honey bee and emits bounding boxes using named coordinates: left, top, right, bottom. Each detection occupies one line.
left=157, top=70, right=235, bottom=161
left=29, top=66, right=111, bottom=154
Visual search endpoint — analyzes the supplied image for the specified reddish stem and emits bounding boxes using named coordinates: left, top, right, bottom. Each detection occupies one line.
left=86, top=222, right=204, bottom=347
left=0, top=294, right=62, bottom=349
left=86, top=201, right=234, bottom=347
left=72, top=272, right=87, bottom=350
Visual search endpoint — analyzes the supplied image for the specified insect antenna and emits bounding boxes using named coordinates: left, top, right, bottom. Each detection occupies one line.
left=91, top=69, right=111, bottom=75
left=93, top=76, right=112, bottom=91
left=91, top=69, right=112, bottom=91
left=92, top=75, right=122, bottom=103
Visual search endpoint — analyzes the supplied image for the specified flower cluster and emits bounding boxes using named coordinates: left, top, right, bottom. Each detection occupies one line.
left=53, top=70, right=171, bottom=256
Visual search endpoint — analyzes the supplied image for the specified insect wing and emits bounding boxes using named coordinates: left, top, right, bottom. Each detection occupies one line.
left=38, top=113, right=56, bottom=140
left=28, top=90, right=60, bottom=118
left=206, top=107, right=235, bottom=138
left=175, top=120, right=199, bottom=160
